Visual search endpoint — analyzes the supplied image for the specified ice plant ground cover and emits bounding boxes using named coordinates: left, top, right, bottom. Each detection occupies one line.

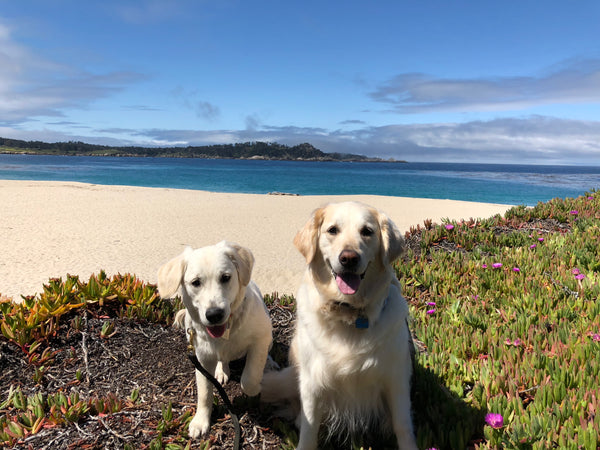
left=400, top=191, right=599, bottom=449
left=0, top=191, right=599, bottom=449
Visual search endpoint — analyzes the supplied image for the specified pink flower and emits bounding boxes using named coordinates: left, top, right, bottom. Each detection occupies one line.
left=572, top=268, right=580, bottom=275
left=485, top=413, right=504, bottom=428
left=513, top=267, right=520, bottom=272
left=530, top=244, right=537, bottom=249
left=482, top=264, right=488, bottom=269
left=445, top=224, right=454, bottom=230
left=513, top=338, right=522, bottom=346
left=426, top=309, right=436, bottom=315
left=570, top=210, right=579, bottom=215
left=575, top=274, right=586, bottom=280
left=427, top=302, right=436, bottom=307
left=538, top=237, right=544, bottom=242
left=591, top=334, right=600, bottom=342
left=492, top=263, right=502, bottom=269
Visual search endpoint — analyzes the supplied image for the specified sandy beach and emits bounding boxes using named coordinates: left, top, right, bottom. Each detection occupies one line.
left=1, top=180, right=512, bottom=300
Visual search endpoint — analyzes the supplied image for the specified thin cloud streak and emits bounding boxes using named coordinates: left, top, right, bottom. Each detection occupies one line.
left=0, top=21, right=147, bottom=125
left=369, top=59, right=600, bottom=113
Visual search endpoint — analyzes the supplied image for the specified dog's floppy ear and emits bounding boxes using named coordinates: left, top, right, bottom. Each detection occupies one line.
left=224, top=242, right=255, bottom=287
left=294, top=207, right=325, bottom=263
left=157, top=247, right=191, bottom=298
left=378, top=212, right=405, bottom=265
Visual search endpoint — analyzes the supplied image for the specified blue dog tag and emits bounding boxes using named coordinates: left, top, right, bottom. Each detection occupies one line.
left=355, top=316, right=369, bottom=329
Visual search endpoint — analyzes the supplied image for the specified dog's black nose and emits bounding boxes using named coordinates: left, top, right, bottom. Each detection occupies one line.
left=205, top=307, right=225, bottom=324
left=339, top=250, right=360, bottom=270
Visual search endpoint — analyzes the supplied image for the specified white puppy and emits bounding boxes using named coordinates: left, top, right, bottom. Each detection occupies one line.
left=262, top=202, right=418, bottom=449
left=157, top=241, right=272, bottom=438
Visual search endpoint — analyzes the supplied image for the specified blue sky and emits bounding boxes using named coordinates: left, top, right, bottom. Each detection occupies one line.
left=1, top=1, right=600, bottom=164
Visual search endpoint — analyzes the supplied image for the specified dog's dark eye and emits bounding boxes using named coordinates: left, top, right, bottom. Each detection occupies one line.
left=190, top=278, right=201, bottom=288
left=220, top=273, right=231, bottom=283
left=360, top=226, right=374, bottom=237
left=327, top=226, right=339, bottom=235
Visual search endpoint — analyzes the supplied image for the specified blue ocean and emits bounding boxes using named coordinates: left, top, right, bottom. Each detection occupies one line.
left=0, top=154, right=598, bottom=206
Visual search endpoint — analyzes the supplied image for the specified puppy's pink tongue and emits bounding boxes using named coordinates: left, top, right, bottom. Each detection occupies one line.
left=206, top=324, right=227, bottom=338
left=336, top=273, right=361, bottom=295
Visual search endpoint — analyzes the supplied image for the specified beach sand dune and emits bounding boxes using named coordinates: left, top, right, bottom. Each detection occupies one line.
left=1, top=180, right=512, bottom=300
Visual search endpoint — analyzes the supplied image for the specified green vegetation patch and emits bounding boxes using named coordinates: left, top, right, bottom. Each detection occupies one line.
left=400, top=191, right=599, bottom=449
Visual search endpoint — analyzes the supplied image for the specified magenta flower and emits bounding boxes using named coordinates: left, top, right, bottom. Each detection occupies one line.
left=482, top=264, right=488, bottom=269
left=513, top=267, right=520, bottom=272
left=427, top=302, right=436, bottom=307
left=575, top=273, right=586, bottom=280
left=485, top=413, right=504, bottom=429
left=445, top=224, right=454, bottom=230
left=492, top=263, right=502, bottom=269
left=591, top=334, right=600, bottom=342
left=572, top=268, right=581, bottom=275
left=538, top=237, right=544, bottom=242
left=513, top=338, right=522, bottom=346
left=426, top=309, right=436, bottom=315
left=588, top=196, right=594, bottom=200
left=529, top=244, right=537, bottom=249
left=570, top=210, right=579, bottom=215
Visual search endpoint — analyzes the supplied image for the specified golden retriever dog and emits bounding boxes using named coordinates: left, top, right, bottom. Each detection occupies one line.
left=157, top=241, right=272, bottom=438
left=262, top=202, right=417, bottom=449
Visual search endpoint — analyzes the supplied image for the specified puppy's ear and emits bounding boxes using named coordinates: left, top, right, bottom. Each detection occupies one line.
left=157, top=247, right=191, bottom=298
left=294, top=207, right=324, bottom=263
left=225, top=242, right=255, bottom=287
left=378, top=212, right=405, bottom=265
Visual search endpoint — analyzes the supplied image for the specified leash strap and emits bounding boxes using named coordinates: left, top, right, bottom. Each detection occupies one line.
left=187, top=352, right=241, bottom=450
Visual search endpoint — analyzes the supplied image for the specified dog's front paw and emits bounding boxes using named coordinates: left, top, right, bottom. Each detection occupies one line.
left=188, top=413, right=210, bottom=439
left=215, top=361, right=230, bottom=385
left=241, top=373, right=261, bottom=397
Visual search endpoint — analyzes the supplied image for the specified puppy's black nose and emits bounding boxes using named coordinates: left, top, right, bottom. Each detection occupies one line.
left=339, top=250, right=360, bottom=270
left=205, top=307, right=225, bottom=324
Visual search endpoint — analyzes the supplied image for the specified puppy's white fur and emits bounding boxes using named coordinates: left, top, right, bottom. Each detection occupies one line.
left=262, top=202, right=417, bottom=449
left=157, top=241, right=272, bottom=439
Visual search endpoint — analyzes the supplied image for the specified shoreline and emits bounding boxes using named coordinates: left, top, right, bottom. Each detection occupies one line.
left=0, top=180, right=512, bottom=300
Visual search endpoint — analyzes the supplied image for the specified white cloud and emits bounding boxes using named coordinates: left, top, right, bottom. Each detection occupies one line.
left=369, top=59, right=600, bottom=113
left=0, top=22, right=146, bottom=125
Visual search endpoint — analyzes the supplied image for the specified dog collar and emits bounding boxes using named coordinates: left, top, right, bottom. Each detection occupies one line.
left=357, top=296, right=390, bottom=329
left=330, top=295, right=389, bottom=329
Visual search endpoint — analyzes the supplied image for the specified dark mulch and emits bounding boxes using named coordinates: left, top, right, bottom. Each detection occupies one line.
left=1, top=305, right=296, bottom=449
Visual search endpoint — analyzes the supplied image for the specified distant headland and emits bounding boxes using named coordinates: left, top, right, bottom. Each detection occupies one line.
left=0, top=137, right=405, bottom=163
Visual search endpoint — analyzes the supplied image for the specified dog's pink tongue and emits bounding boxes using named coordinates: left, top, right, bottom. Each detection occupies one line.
left=336, top=273, right=361, bottom=295
left=206, top=324, right=227, bottom=338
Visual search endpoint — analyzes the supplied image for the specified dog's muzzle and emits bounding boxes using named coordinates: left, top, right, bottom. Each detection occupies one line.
left=327, top=259, right=368, bottom=295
